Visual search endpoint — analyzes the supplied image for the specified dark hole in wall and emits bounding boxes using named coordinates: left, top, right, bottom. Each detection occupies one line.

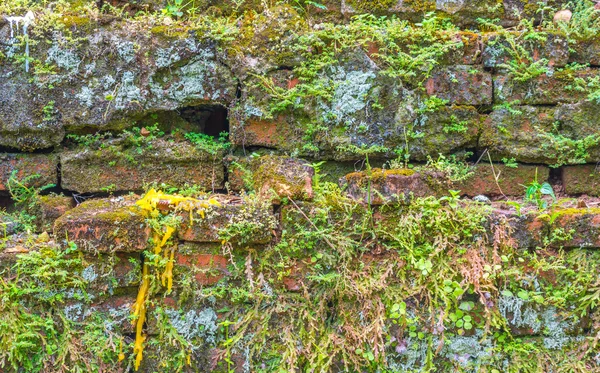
left=137, top=104, right=229, bottom=138
left=178, top=105, right=229, bottom=138
left=0, top=196, right=13, bottom=210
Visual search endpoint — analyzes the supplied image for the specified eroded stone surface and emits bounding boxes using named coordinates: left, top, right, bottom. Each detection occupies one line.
left=61, top=139, right=225, bottom=193
left=0, top=153, right=58, bottom=193
left=53, top=196, right=149, bottom=253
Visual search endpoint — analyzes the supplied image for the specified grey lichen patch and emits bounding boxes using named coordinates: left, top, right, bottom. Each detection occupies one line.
left=321, top=67, right=376, bottom=126
left=114, top=71, right=144, bottom=110
left=155, top=47, right=181, bottom=68
left=163, top=307, right=218, bottom=344
left=46, top=43, right=81, bottom=71
left=76, top=86, right=95, bottom=108
left=115, top=40, right=136, bottom=63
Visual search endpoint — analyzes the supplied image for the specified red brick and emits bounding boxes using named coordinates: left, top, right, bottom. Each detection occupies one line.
left=175, top=252, right=228, bottom=286
left=562, top=165, right=600, bottom=196
left=60, top=139, right=224, bottom=193
left=178, top=195, right=273, bottom=244
left=227, top=155, right=314, bottom=201
left=342, top=168, right=448, bottom=205
left=0, top=153, right=58, bottom=193
left=425, top=65, right=492, bottom=105
left=54, top=196, right=150, bottom=253
left=36, top=194, right=76, bottom=231
left=455, top=164, right=549, bottom=197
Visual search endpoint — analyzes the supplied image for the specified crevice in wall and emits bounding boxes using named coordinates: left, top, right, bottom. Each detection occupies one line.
left=179, top=105, right=229, bottom=138
left=136, top=104, right=230, bottom=138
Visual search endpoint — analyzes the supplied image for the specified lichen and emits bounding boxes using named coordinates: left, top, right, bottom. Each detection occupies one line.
left=46, top=43, right=81, bottom=71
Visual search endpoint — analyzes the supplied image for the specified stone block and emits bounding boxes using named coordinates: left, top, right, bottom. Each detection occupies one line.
left=0, top=154, right=58, bottom=193
left=227, top=155, right=314, bottom=201
left=425, top=65, right=492, bottom=105
left=455, top=164, right=549, bottom=197
left=175, top=243, right=229, bottom=286
left=60, top=139, right=225, bottom=193
left=482, top=32, right=569, bottom=68
left=178, top=195, right=274, bottom=245
left=82, top=253, right=142, bottom=297
left=479, top=106, right=557, bottom=164
left=493, top=69, right=596, bottom=105
left=342, top=168, right=449, bottom=205
left=35, top=194, right=76, bottom=232
left=562, top=165, right=600, bottom=195
left=546, top=208, right=600, bottom=248
left=54, top=196, right=150, bottom=253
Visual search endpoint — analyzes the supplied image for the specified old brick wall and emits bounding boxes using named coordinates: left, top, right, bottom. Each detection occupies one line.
left=1, top=1, right=600, bottom=372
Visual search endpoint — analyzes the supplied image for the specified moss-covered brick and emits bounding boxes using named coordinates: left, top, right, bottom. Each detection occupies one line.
left=545, top=207, right=600, bottom=248
left=174, top=243, right=229, bottom=286
left=60, top=139, right=225, bottom=193
left=227, top=155, right=314, bottom=201
left=455, top=164, right=549, bottom=197
left=0, top=153, right=58, bottom=194
left=493, top=68, right=597, bottom=105
left=178, top=194, right=274, bottom=244
left=569, top=38, right=600, bottom=66
left=82, top=253, right=142, bottom=297
left=34, top=194, right=75, bottom=232
left=342, top=168, right=450, bottom=205
left=482, top=32, right=569, bottom=69
left=53, top=196, right=150, bottom=253
left=425, top=65, right=492, bottom=105
left=480, top=106, right=557, bottom=164
left=562, top=165, right=600, bottom=195
left=0, top=80, right=65, bottom=151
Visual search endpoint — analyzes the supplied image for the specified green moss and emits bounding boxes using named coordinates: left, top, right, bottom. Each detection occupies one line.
left=347, top=0, right=398, bottom=12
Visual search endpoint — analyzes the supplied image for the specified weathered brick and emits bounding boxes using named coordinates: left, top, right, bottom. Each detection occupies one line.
left=35, top=194, right=76, bottom=232
left=562, top=165, right=600, bottom=195
left=482, top=32, right=569, bottom=68
left=425, top=65, right=492, bottom=105
left=569, top=38, right=600, bottom=66
left=60, top=139, right=224, bottom=193
left=54, top=196, right=150, bottom=253
left=178, top=195, right=274, bottom=245
left=175, top=243, right=229, bottom=286
left=82, top=253, right=142, bottom=296
left=479, top=106, right=557, bottom=164
left=487, top=208, right=546, bottom=249
left=227, top=155, right=314, bottom=201
left=230, top=117, right=295, bottom=150
left=455, top=164, right=549, bottom=197
left=0, top=153, right=58, bottom=193
left=493, top=69, right=596, bottom=105
left=342, top=168, right=448, bottom=205
left=546, top=208, right=600, bottom=248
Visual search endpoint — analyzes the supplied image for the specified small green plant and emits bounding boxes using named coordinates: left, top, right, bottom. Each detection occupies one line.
left=416, top=153, right=474, bottom=182
left=501, top=157, right=518, bottom=168
left=523, top=168, right=556, bottom=209
left=42, top=100, right=55, bottom=121
left=161, top=0, right=185, bottom=18
left=184, top=131, right=230, bottom=155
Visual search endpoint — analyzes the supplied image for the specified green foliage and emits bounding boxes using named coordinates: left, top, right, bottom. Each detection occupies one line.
left=184, top=131, right=231, bottom=155
left=550, top=0, right=600, bottom=41
left=537, top=124, right=600, bottom=167
left=524, top=168, right=556, bottom=209
left=6, top=170, right=56, bottom=232
left=416, top=153, right=474, bottom=182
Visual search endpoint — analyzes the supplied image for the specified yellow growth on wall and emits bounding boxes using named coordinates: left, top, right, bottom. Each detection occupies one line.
left=130, top=189, right=221, bottom=370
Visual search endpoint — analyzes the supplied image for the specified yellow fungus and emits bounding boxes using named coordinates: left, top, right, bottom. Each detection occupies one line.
left=132, top=263, right=149, bottom=371
left=118, top=338, right=125, bottom=361
left=130, top=189, right=221, bottom=369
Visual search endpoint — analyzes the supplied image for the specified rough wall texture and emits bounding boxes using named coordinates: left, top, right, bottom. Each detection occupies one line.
left=1, top=1, right=600, bottom=372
